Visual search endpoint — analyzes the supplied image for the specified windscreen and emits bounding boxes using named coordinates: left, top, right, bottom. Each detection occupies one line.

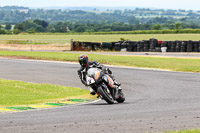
left=87, top=68, right=101, bottom=77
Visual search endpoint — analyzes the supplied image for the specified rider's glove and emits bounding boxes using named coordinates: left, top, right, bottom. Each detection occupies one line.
left=103, top=67, right=112, bottom=74
left=107, top=68, right=112, bottom=74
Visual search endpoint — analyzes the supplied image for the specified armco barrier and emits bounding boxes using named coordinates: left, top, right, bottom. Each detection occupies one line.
left=72, top=39, right=200, bottom=52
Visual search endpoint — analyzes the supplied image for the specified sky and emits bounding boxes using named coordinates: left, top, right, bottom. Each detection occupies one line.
left=0, top=0, right=200, bottom=10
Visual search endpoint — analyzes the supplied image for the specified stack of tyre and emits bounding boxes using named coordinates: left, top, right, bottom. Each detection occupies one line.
left=83, top=42, right=101, bottom=51
left=194, top=41, right=199, bottom=52
left=73, top=40, right=200, bottom=52
left=164, top=40, right=200, bottom=52
left=175, top=41, right=181, bottom=52
left=102, top=42, right=116, bottom=51
left=186, top=40, right=193, bottom=52
left=114, top=42, right=122, bottom=51
left=72, top=41, right=84, bottom=51
left=149, top=38, right=158, bottom=52
left=170, top=41, right=176, bottom=52
left=143, top=40, right=150, bottom=52
left=180, top=41, right=186, bottom=52
left=137, top=41, right=142, bottom=52
left=127, top=41, right=137, bottom=52
left=121, top=42, right=128, bottom=51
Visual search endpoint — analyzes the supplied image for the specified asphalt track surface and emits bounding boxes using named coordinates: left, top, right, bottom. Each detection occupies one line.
left=0, top=58, right=200, bottom=133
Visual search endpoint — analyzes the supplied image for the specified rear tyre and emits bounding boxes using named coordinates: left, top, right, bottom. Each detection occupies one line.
left=97, top=86, right=114, bottom=104
left=116, top=91, right=125, bottom=103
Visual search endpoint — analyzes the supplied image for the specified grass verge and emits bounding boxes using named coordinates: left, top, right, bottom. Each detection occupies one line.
left=0, top=50, right=200, bottom=73
left=166, top=129, right=200, bottom=133
left=0, top=79, right=95, bottom=107
left=1, top=34, right=200, bottom=42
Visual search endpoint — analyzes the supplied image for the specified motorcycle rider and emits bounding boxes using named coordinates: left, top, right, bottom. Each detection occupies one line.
left=77, top=54, right=121, bottom=98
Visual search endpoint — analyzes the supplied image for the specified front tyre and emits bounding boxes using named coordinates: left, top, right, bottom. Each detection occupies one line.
left=97, top=86, right=114, bottom=104
left=116, top=91, right=125, bottom=103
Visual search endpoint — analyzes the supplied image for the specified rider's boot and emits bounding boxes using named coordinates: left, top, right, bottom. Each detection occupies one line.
left=90, top=88, right=96, bottom=95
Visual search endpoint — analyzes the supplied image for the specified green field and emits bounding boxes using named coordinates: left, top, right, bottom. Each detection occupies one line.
left=166, top=129, right=200, bottom=133
left=0, top=50, right=200, bottom=73
left=0, top=79, right=94, bottom=107
left=1, top=34, right=200, bottom=42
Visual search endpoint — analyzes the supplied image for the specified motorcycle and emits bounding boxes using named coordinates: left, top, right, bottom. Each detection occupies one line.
left=80, top=67, right=125, bottom=104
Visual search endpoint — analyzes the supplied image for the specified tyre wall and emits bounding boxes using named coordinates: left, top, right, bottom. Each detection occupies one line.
left=72, top=39, right=200, bottom=52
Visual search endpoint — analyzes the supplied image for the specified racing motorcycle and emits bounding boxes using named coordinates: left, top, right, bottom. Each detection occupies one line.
left=80, top=67, right=125, bottom=104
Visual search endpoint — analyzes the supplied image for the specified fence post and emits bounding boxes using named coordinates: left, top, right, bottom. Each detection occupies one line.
left=70, top=39, right=73, bottom=51
left=30, top=40, right=32, bottom=51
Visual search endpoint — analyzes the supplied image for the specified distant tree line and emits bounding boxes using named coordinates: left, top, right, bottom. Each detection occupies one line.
left=9, top=20, right=200, bottom=33
left=1, top=6, right=200, bottom=25
left=1, top=19, right=200, bottom=34
left=1, top=6, right=200, bottom=34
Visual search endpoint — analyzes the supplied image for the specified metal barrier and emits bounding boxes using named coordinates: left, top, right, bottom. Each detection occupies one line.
left=0, top=39, right=73, bottom=51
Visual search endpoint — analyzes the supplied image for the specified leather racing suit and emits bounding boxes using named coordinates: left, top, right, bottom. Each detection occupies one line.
left=77, top=61, right=120, bottom=87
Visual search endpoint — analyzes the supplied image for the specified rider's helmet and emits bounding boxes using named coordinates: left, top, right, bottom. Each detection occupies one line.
left=78, top=54, right=89, bottom=67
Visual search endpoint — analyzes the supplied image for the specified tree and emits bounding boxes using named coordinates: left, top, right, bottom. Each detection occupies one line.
left=5, top=24, right=11, bottom=30
left=151, top=24, right=162, bottom=30
left=27, top=28, right=36, bottom=34
left=23, top=20, right=38, bottom=31
left=13, top=29, right=21, bottom=34
left=55, top=22, right=67, bottom=32
left=0, top=29, right=7, bottom=34
left=74, top=26, right=86, bottom=32
left=111, top=22, right=133, bottom=31
left=35, top=25, right=45, bottom=32
left=128, top=17, right=139, bottom=24
left=175, top=22, right=181, bottom=32
left=33, top=19, right=48, bottom=28
left=85, top=29, right=95, bottom=32
left=15, top=23, right=24, bottom=31
left=47, top=24, right=55, bottom=32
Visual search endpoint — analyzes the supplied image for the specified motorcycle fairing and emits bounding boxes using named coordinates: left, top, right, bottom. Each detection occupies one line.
left=102, top=75, right=114, bottom=88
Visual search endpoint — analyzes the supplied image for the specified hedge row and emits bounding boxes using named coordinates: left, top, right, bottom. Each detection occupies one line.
left=77, top=29, right=200, bottom=35
left=3, top=29, right=200, bottom=35
left=73, top=39, right=200, bottom=52
left=0, top=29, right=7, bottom=34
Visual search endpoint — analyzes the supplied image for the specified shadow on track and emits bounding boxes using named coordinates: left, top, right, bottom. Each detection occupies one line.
left=86, top=101, right=130, bottom=106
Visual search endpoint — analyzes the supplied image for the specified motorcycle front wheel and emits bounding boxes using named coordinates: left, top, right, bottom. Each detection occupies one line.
left=116, top=90, right=125, bottom=103
left=97, top=86, right=114, bottom=104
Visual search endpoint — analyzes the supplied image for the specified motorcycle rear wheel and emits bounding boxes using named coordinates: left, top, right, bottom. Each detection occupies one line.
left=97, top=86, right=114, bottom=104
